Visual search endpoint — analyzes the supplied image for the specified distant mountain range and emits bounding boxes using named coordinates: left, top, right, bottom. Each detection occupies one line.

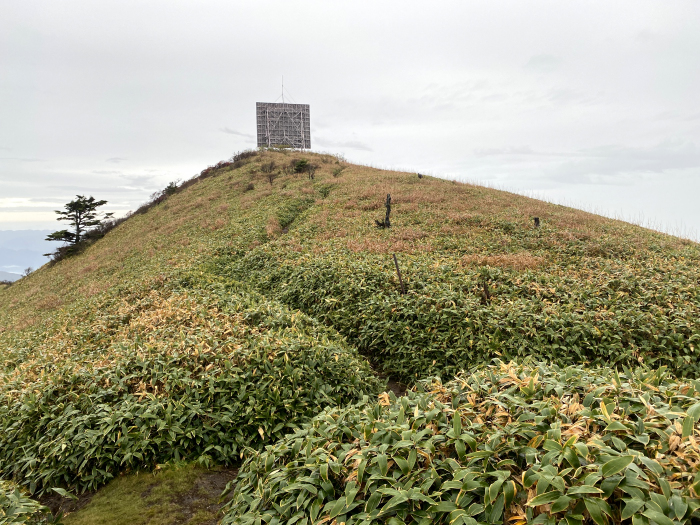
left=0, top=271, right=21, bottom=282
left=0, top=230, right=52, bottom=274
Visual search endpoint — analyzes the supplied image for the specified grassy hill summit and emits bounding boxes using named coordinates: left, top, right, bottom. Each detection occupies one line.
left=1, top=150, right=699, bottom=524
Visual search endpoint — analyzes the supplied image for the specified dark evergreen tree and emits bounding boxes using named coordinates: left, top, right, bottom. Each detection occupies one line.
left=46, top=195, right=113, bottom=246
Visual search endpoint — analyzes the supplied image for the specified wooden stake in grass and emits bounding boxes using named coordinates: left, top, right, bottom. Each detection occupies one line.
left=375, top=194, right=392, bottom=228
left=534, top=217, right=540, bottom=228
left=481, top=280, right=491, bottom=305
left=393, top=254, right=406, bottom=294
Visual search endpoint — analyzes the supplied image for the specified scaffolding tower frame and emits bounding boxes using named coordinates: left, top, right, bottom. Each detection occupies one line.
left=256, top=102, right=311, bottom=149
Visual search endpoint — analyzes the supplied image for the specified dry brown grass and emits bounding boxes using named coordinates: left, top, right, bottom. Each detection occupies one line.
left=447, top=213, right=484, bottom=225
left=161, top=217, right=188, bottom=236
left=202, top=218, right=227, bottom=231
left=79, top=281, right=110, bottom=298
left=394, top=190, right=446, bottom=205
left=360, top=201, right=382, bottom=211
left=266, top=216, right=282, bottom=238
left=461, top=253, right=546, bottom=270
left=359, top=189, right=379, bottom=201
left=36, top=294, right=63, bottom=310
left=7, top=315, right=36, bottom=331
left=345, top=236, right=434, bottom=254
left=395, top=228, right=428, bottom=241
left=79, top=263, right=99, bottom=275
left=317, top=228, right=349, bottom=241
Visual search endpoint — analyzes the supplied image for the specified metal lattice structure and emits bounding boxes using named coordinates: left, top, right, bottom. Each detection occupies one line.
left=256, top=102, right=311, bottom=149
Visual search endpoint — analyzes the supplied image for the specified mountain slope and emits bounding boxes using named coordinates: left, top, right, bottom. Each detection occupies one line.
left=1, top=150, right=699, bottom=522
left=2, top=150, right=698, bottom=344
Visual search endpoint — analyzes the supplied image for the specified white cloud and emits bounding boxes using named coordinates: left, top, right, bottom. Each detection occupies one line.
left=525, top=54, right=563, bottom=73
left=220, top=127, right=255, bottom=140
left=314, top=137, right=373, bottom=152
left=548, top=141, right=700, bottom=184
left=0, top=198, right=63, bottom=209
left=473, top=146, right=535, bottom=157
left=636, top=28, right=657, bottom=42
left=0, top=211, right=59, bottom=224
left=0, top=0, right=699, bottom=237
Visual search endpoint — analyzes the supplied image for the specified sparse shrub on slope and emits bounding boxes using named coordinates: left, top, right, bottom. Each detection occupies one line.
left=223, top=361, right=700, bottom=525
left=0, top=278, right=381, bottom=494
left=216, top=248, right=700, bottom=383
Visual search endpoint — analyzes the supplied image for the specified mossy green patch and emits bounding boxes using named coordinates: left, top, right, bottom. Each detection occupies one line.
left=64, top=463, right=233, bottom=525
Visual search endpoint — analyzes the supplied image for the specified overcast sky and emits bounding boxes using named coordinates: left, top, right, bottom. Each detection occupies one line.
left=2, top=1, right=699, bottom=240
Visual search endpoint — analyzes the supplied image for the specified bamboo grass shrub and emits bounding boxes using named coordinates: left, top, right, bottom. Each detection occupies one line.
left=223, top=361, right=700, bottom=525
left=0, top=481, right=50, bottom=524
left=215, top=248, right=700, bottom=383
left=0, top=278, right=382, bottom=495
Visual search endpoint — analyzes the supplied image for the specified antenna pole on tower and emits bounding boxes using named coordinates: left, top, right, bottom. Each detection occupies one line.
left=282, top=76, right=284, bottom=103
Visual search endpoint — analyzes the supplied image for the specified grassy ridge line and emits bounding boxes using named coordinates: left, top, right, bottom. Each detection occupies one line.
left=0, top=272, right=381, bottom=494
left=2, top=149, right=693, bottom=337
left=223, top=361, right=700, bottom=525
